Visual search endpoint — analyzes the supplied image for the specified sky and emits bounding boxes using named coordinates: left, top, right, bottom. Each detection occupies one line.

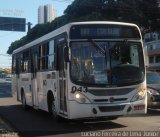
left=0, top=0, right=73, bottom=68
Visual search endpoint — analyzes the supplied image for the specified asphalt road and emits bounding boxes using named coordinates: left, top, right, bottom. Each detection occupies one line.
left=0, top=84, right=160, bottom=137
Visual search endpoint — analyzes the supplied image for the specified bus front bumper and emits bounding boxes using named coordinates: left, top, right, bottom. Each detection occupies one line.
left=68, top=100, right=147, bottom=119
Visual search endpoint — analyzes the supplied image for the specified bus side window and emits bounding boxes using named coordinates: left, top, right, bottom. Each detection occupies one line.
left=56, top=42, right=67, bottom=71
left=38, top=42, right=54, bottom=71
left=12, top=55, right=16, bottom=74
left=48, top=40, right=55, bottom=70
left=23, top=50, right=30, bottom=73
left=16, top=55, right=20, bottom=75
left=31, top=47, right=38, bottom=74
left=38, top=44, right=46, bottom=70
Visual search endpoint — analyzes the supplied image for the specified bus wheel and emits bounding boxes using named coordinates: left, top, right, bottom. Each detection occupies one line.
left=48, top=93, right=62, bottom=121
left=21, top=92, right=28, bottom=110
left=51, top=99, right=59, bottom=120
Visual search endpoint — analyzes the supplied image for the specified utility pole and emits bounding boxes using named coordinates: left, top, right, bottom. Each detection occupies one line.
left=27, top=22, right=32, bottom=31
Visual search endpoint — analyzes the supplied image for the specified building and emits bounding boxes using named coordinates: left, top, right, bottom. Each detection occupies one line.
left=144, top=0, right=160, bottom=71
left=38, top=5, right=44, bottom=24
left=38, top=4, right=57, bottom=24
left=144, top=32, right=160, bottom=71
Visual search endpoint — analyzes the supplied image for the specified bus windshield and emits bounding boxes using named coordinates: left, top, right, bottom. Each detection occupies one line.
left=70, top=41, right=144, bottom=87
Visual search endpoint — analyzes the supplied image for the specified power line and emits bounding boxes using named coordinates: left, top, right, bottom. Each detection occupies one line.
left=52, top=0, right=73, bottom=3
left=0, top=54, right=11, bottom=57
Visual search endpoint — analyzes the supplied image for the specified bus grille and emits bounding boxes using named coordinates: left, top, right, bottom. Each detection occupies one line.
left=94, top=98, right=127, bottom=103
left=99, top=105, right=125, bottom=112
left=88, top=88, right=134, bottom=96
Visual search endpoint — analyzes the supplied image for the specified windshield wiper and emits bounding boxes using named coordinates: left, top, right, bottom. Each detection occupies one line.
left=88, top=39, right=105, bottom=56
left=88, top=39, right=110, bottom=83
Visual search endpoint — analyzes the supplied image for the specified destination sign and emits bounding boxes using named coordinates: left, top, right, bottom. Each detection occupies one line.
left=70, top=24, right=141, bottom=39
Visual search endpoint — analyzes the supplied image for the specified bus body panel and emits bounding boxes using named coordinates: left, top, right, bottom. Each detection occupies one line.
left=12, top=74, right=17, bottom=98
left=67, top=81, right=147, bottom=119
left=36, top=71, right=58, bottom=111
left=17, top=73, right=32, bottom=106
left=31, top=76, right=39, bottom=108
left=68, top=99, right=147, bottom=119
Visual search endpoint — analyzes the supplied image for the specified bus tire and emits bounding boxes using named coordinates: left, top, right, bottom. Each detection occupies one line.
left=48, top=93, right=60, bottom=121
left=21, top=90, right=28, bottom=110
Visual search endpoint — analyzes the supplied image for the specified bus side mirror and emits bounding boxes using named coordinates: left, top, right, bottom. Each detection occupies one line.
left=64, top=46, right=70, bottom=62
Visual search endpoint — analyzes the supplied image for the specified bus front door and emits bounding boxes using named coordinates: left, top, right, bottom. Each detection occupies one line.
left=58, top=43, right=68, bottom=116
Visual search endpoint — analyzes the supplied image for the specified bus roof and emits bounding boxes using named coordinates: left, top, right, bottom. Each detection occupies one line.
left=70, top=21, right=139, bottom=27
left=12, top=21, right=140, bottom=55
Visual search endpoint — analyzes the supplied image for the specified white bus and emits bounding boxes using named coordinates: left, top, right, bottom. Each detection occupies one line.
left=12, top=21, right=147, bottom=120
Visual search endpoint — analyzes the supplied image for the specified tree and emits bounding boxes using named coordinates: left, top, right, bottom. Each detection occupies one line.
left=7, top=36, right=27, bottom=54
left=64, top=0, right=104, bottom=19
left=101, top=0, right=160, bottom=30
left=139, top=0, right=160, bottom=31
left=7, top=0, right=160, bottom=54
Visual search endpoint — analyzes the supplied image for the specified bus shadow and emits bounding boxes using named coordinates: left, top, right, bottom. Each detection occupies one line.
left=20, top=108, right=127, bottom=137
left=0, top=105, right=127, bottom=137
left=20, top=121, right=126, bottom=137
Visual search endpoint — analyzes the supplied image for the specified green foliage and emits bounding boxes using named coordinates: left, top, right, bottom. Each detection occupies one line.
left=7, top=36, right=27, bottom=54
left=64, top=0, right=103, bottom=19
left=7, top=0, right=160, bottom=54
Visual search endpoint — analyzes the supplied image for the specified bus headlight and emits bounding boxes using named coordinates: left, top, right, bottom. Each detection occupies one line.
left=74, top=92, right=91, bottom=104
left=131, top=88, right=146, bottom=102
